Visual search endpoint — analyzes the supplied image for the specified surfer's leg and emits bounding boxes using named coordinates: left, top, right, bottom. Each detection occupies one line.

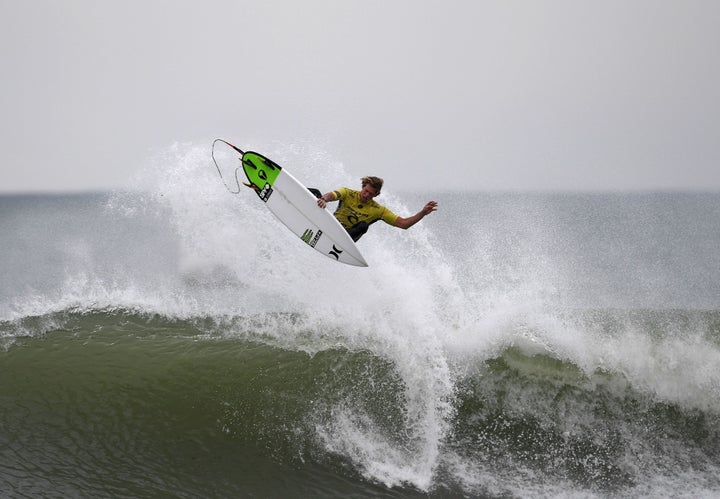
left=347, top=222, right=369, bottom=242
left=307, top=188, right=322, bottom=199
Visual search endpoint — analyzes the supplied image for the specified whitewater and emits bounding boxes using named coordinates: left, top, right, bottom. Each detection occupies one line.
left=1, top=142, right=720, bottom=498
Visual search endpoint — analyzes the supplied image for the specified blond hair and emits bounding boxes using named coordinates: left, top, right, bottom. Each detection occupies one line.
left=361, top=176, right=384, bottom=194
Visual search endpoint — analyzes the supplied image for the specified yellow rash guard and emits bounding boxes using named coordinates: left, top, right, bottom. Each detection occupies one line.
left=332, top=188, right=399, bottom=229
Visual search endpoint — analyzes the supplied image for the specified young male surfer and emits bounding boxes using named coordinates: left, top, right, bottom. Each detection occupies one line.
left=311, top=176, right=438, bottom=242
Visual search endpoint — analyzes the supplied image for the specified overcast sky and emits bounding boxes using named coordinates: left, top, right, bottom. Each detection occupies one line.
left=1, top=0, right=719, bottom=192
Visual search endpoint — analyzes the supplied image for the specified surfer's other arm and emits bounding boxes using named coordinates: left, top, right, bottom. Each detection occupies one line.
left=316, top=191, right=337, bottom=208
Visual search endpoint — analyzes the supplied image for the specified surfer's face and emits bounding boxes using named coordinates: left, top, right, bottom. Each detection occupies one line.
left=360, top=184, right=379, bottom=203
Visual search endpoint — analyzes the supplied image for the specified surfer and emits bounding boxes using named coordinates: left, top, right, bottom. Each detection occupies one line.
left=311, top=177, right=438, bottom=242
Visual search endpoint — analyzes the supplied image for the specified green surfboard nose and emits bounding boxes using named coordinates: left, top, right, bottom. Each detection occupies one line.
left=242, top=152, right=283, bottom=201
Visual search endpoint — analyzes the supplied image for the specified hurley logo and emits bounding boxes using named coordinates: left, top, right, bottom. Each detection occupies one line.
left=328, top=245, right=343, bottom=260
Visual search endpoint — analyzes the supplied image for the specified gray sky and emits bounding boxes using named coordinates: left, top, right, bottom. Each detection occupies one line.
left=1, top=0, right=719, bottom=192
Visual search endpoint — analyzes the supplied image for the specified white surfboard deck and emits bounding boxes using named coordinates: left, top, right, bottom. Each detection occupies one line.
left=265, top=168, right=368, bottom=267
left=213, top=141, right=367, bottom=267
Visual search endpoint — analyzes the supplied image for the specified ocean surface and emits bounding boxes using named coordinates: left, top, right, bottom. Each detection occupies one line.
left=2, top=144, right=720, bottom=498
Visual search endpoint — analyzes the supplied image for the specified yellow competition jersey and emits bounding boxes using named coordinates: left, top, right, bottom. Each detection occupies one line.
left=332, top=188, right=399, bottom=229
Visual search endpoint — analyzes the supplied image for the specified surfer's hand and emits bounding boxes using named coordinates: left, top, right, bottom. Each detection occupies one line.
left=317, top=198, right=327, bottom=208
left=423, top=201, right=438, bottom=215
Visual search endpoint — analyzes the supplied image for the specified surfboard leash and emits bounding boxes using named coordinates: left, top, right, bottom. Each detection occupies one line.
left=211, top=138, right=246, bottom=194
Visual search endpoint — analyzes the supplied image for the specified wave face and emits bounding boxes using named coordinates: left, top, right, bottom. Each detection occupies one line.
left=2, top=143, right=720, bottom=497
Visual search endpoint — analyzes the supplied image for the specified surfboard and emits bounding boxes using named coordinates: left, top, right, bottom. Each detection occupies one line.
left=212, top=139, right=368, bottom=267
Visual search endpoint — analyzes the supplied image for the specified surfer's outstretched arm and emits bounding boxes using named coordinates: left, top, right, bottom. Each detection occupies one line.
left=394, top=201, right=438, bottom=230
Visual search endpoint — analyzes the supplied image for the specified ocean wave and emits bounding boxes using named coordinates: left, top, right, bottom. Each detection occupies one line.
left=2, top=307, right=720, bottom=497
